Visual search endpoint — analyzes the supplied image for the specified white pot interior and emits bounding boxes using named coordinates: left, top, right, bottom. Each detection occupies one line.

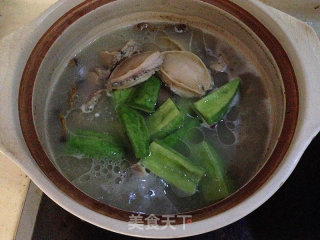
left=31, top=0, right=285, bottom=214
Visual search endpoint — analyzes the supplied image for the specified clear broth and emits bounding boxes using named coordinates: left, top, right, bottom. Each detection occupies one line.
left=46, top=23, right=271, bottom=214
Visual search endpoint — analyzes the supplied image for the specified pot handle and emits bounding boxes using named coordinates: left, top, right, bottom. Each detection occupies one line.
left=0, top=29, right=33, bottom=165
left=0, top=0, right=83, bottom=166
left=266, top=5, right=320, bottom=139
left=243, top=0, right=320, bottom=140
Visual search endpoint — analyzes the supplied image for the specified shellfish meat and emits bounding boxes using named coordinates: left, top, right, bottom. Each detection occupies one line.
left=106, top=51, right=164, bottom=90
left=159, top=51, right=212, bottom=98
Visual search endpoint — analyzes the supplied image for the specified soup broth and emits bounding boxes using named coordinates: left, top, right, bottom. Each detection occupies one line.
left=45, top=23, right=271, bottom=214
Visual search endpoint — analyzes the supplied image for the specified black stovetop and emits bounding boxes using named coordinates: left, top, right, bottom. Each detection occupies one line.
left=31, top=133, right=320, bottom=240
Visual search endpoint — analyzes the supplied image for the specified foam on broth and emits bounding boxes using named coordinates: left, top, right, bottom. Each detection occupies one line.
left=45, top=23, right=271, bottom=214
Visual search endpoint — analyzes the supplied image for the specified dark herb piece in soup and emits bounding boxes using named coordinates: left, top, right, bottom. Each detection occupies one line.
left=46, top=22, right=271, bottom=214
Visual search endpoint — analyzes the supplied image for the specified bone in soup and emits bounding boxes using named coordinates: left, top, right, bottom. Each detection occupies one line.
left=46, top=23, right=271, bottom=214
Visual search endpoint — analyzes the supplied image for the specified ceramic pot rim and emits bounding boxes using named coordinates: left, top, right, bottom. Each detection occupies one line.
left=18, top=0, right=299, bottom=225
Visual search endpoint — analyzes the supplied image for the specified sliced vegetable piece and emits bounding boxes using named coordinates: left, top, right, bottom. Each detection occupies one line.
left=141, top=141, right=204, bottom=195
left=111, top=87, right=136, bottom=105
left=128, top=75, right=161, bottom=113
left=147, top=98, right=184, bottom=139
left=193, top=141, right=229, bottom=202
left=66, top=130, right=124, bottom=160
left=161, top=117, right=200, bottom=146
left=117, top=105, right=150, bottom=158
left=175, top=97, right=197, bottom=116
left=194, top=78, right=240, bottom=125
left=72, top=129, right=122, bottom=144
